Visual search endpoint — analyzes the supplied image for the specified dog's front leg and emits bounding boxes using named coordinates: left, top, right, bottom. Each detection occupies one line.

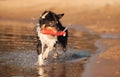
left=43, top=44, right=53, bottom=60
left=38, top=43, right=45, bottom=66
left=38, top=54, right=44, bottom=66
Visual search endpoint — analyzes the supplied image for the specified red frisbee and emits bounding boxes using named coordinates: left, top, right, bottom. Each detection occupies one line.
left=41, top=28, right=66, bottom=36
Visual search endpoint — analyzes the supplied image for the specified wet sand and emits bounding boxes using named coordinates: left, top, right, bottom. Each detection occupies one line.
left=0, top=0, right=120, bottom=77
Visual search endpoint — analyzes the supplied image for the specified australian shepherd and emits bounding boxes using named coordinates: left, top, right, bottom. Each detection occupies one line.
left=36, top=11, right=68, bottom=65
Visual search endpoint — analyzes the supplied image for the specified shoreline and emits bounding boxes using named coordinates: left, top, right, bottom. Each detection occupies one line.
left=82, top=27, right=120, bottom=77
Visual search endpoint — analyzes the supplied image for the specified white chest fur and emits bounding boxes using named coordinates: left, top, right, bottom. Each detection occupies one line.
left=36, top=24, right=57, bottom=46
left=36, top=23, right=57, bottom=65
left=39, top=33, right=57, bottom=46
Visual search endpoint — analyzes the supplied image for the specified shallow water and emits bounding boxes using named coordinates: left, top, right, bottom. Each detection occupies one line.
left=0, top=21, right=99, bottom=77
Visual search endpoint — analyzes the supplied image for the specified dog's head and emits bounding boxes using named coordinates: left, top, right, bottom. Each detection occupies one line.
left=39, top=11, right=64, bottom=31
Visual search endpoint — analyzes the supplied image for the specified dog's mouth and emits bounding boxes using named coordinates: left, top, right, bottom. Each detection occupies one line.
left=41, top=24, right=58, bottom=33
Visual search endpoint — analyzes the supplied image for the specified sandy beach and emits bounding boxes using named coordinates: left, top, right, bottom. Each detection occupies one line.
left=0, top=0, right=120, bottom=77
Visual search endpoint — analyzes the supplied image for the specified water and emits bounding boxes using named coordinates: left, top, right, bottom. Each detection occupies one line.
left=0, top=20, right=99, bottom=77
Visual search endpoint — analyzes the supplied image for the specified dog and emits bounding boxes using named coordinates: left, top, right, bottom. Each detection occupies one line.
left=36, top=11, right=68, bottom=65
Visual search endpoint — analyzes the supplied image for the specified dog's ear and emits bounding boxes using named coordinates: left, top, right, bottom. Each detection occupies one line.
left=43, top=10, right=48, bottom=14
left=57, top=13, right=64, bottom=19
left=41, top=11, right=49, bottom=19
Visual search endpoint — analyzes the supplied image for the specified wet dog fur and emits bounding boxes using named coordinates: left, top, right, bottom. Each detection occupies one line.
left=36, top=11, right=68, bottom=65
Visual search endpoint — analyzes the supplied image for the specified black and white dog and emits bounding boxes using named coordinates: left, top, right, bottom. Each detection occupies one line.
left=36, top=11, right=68, bottom=65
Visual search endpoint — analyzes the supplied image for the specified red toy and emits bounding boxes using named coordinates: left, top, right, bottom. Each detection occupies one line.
left=41, top=28, right=66, bottom=36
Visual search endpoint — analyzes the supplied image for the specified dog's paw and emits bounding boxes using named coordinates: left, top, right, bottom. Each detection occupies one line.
left=38, top=54, right=44, bottom=66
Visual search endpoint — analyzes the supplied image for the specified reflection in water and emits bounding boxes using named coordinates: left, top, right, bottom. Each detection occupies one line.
left=38, top=67, right=45, bottom=77
left=38, top=61, right=84, bottom=77
left=0, top=20, right=99, bottom=77
left=38, top=63, right=66, bottom=77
